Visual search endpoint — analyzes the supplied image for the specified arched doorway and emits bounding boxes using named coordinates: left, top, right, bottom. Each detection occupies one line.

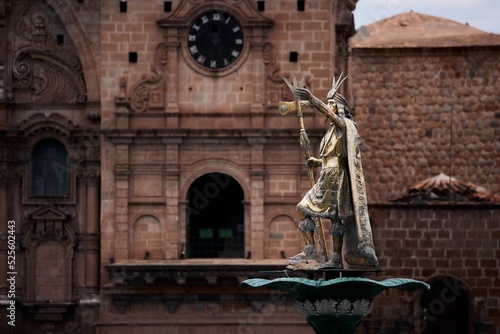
left=421, top=277, right=470, bottom=334
left=186, top=172, right=244, bottom=258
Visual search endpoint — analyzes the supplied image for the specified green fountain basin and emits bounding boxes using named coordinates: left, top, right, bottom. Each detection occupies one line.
left=241, top=277, right=429, bottom=334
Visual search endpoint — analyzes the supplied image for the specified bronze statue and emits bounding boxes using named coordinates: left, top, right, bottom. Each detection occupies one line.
left=280, top=74, right=378, bottom=270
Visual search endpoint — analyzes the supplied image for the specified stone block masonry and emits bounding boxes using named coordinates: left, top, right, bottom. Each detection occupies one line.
left=368, top=204, right=500, bottom=332
left=350, top=48, right=500, bottom=203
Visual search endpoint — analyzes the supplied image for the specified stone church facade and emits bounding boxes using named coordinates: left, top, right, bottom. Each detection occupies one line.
left=0, top=1, right=499, bottom=334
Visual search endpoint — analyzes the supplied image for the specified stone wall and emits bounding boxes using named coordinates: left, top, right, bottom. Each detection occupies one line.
left=365, top=204, right=500, bottom=333
left=350, top=47, right=500, bottom=203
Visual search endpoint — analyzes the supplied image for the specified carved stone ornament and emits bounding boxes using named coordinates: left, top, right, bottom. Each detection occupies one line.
left=21, top=205, right=78, bottom=253
left=68, top=133, right=101, bottom=163
left=18, top=112, right=79, bottom=138
left=21, top=205, right=78, bottom=303
left=295, top=299, right=374, bottom=317
left=128, top=43, right=168, bottom=113
left=9, top=1, right=87, bottom=103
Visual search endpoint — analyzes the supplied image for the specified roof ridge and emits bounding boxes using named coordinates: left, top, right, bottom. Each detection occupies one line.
left=351, top=11, right=500, bottom=48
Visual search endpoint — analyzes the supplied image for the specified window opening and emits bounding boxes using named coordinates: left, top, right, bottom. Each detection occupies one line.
left=187, top=173, right=244, bottom=258
left=32, top=139, right=68, bottom=197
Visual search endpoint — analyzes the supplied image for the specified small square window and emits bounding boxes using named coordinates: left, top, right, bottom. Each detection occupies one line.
left=164, top=1, right=172, bottom=12
left=129, top=52, right=138, bottom=63
left=119, top=1, right=127, bottom=13
left=297, top=0, right=305, bottom=11
left=257, top=1, right=265, bottom=12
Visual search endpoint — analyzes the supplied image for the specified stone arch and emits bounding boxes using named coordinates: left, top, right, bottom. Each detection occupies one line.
left=265, top=213, right=301, bottom=259
left=180, top=159, right=250, bottom=201
left=186, top=172, right=245, bottom=258
left=132, top=215, right=164, bottom=260
left=42, top=0, right=100, bottom=101
left=179, top=159, right=251, bottom=256
left=415, top=275, right=473, bottom=334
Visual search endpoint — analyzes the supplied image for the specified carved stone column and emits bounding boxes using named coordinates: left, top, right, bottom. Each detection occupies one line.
left=85, top=170, right=100, bottom=289
left=76, top=171, right=87, bottom=288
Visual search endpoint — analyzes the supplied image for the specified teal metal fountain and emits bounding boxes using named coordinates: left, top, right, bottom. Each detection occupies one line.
left=241, top=276, right=429, bottom=334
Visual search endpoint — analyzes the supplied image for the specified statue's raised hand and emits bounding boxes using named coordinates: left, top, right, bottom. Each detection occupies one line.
left=283, top=73, right=308, bottom=100
left=294, top=87, right=312, bottom=101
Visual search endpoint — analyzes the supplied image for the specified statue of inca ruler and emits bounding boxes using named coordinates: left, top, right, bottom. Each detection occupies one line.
left=279, top=74, right=378, bottom=270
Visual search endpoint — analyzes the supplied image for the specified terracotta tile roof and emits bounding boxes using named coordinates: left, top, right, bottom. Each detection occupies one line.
left=351, top=11, right=500, bottom=48
left=393, top=172, right=500, bottom=204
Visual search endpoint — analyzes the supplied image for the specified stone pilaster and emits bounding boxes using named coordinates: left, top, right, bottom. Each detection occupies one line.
left=114, top=139, right=132, bottom=261
left=250, top=40, right=265, bottom=128
left=165, top=41, right=180, bottom=128
left=163, top=138, right=182, bottom=259
left=247, top=139, right=265, bottom=259
left=85, top=170, right=100, bottom=288
left=76, top=171, right=87, bottom=288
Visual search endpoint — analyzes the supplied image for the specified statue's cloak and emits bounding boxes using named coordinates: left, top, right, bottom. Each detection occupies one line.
left=343, top=118, right=379, bottom=267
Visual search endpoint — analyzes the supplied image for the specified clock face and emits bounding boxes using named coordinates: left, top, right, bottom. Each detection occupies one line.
left=187, top=11, right=244, bottom=70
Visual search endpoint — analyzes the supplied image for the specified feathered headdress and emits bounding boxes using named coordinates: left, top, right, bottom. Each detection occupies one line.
left=326, top=73, right=348, bottom=100
left=326, top=74, right=351, bottom=119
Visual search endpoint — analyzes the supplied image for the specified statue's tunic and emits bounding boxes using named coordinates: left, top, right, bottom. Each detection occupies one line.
left=297, top=120, right=354, bottom=221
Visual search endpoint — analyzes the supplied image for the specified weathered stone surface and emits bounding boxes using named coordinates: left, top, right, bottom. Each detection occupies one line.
left=351, top=38, right=500, bottom=203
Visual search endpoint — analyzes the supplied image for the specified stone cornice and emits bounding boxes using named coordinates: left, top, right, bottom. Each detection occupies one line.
left=103, top=128, right=325, bottom=139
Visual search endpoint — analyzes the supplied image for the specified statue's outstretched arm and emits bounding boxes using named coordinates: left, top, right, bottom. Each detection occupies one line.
left=294, top=87, right=343, bottom=128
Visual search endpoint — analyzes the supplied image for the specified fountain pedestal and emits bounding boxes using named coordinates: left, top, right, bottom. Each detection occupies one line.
left=241, top=274, right=429, bottom=334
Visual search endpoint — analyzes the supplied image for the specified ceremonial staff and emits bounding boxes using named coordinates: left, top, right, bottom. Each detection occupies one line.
left=279, top=74, right=329, bottom=264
